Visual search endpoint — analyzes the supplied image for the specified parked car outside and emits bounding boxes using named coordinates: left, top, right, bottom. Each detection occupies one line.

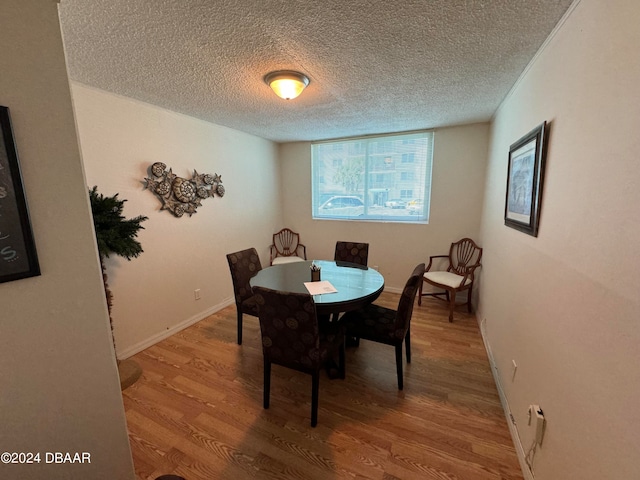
left=407, top=199, right=423, bottom=214
left=318, top=196, right=364, bottom=216
left=384, top=198, right=406, bottom=209
left=318, top=193, right=341, bottom=206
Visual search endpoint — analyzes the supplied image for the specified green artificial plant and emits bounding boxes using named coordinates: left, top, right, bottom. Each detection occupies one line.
left=89, top=186, right=148, bottom=356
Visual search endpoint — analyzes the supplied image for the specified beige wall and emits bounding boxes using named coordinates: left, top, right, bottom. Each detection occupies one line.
left=479, top=0, right=640, bottom=478
left=0, top=2, right=134, bottom=479
left=71, top=83, right=282, bottom=357
left=279, top=123, right=489, bottom=290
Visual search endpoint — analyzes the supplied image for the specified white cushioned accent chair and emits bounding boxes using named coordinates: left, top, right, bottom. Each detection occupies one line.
left=270, top=228, right=307, bottom=265
left=418, top=238, right=482, bottom=322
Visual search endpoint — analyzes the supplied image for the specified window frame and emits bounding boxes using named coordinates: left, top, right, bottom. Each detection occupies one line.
left=311, top=130, right=433, bottom=224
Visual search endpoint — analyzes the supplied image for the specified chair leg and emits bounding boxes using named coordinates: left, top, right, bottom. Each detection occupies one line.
left=467, top=286, right=473, bottom=313
left=405, top=327, right=411, bottom=364
left=263, top=359, right=271, bottom=409
left=395, top=344, right=404, bottom=390
left=311, top=371, right=320, bottom=427
left=418, top=278, right=423, bottom=305
left=448, top=289, right=455, bottom=322
left=340, top=339, right=346, bottom=379
left=237, top=310, right=243, bottom=345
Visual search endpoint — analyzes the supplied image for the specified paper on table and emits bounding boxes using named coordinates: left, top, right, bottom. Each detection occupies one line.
left=304, top=280, right=338, bottom=295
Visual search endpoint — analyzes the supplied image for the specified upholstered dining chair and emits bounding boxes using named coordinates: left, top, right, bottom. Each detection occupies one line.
left=270, top=228, right=307, bottom=265
left=418, top=238, right=483, bottom=322
left=252, top=286, right=345, bottom=427
left=226, top=248, right=262, bottom=345
left=334, top=241, right=369, bottom=266
left=341, top=263, right=425, bottom=390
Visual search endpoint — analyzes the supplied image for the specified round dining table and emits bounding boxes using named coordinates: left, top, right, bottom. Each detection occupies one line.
left=250, top=260, right=384, bottom=316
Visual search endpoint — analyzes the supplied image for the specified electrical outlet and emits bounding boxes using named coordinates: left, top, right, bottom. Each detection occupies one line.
left=194, top=289, right=201, bottom=300
left=528, top=404, right=546, bottom=445
left=511, top=360, right=518, bottom=381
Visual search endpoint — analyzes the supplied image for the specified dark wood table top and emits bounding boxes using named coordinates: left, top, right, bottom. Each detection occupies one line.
left=250, top=260, right=384, bottom=315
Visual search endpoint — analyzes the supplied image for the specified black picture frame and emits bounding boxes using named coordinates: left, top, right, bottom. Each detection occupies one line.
left=504, top=121, right=547, bottom=237
left=0, top=106, right=40, bottom=283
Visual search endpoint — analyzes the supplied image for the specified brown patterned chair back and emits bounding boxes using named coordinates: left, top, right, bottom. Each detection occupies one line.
left=394, top=263, right=426, bottom=338
left=334, top=241, right=369, bottom=266
left=226, top=248, right=262, bottom=308
left=340, top=263, right=425, bottom=390
left=252, top=286, right=322, bottom=371
left=253, top=285, right=344, bottom=426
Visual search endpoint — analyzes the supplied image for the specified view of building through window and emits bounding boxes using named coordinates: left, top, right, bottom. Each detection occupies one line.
left=311, top=131, right=433, bottom=222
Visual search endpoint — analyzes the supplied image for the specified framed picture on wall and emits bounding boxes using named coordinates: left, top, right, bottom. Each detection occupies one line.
left=0, top=106, right=40, bottom=283
left=504, top=121, right=548, bottom=237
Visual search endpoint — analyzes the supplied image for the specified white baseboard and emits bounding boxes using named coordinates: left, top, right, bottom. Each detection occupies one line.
left=117, top=296, right=235, bottom=360
left=119, top=287, right=402, bottom=359
left=478, top=317, right=534, bottom=480
left=383, top=286, right=403, bottom=294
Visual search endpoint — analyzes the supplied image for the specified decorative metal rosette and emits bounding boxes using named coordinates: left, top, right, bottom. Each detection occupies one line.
left=143, top=163, right=226, bottom=217
left=151, top=162, right=166, bottom=177
left=173, top=204, right=185, bottom=217
left=172, top=177, right=197, bottom=203
left=155, top=181, right=171, bottom=196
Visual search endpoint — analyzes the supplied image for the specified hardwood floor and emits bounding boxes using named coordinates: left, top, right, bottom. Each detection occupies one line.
left=122, top=292, right=524, bottom=480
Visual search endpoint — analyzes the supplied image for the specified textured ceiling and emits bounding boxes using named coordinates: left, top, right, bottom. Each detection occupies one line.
left=58, top=0, right=574, bottom=143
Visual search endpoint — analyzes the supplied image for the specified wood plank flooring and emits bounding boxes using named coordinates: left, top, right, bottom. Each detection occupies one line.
left=122, top=293, right=524, bottom=480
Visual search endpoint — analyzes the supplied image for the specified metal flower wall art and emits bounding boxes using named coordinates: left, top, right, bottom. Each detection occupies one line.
left=143, top=162, right=225, bottom=218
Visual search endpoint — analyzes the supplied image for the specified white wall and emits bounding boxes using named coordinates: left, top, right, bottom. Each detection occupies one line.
left=0, top=2, right=134, bottom=479
left=279, top=123, right=489, bottom=290
left=70, top=83, right=282, bottom=357
left=479, top=0, right=640, bottom=478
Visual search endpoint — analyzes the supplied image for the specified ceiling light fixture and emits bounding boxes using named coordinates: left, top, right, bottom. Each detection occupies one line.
left=264, top=70, right=310, bottom=100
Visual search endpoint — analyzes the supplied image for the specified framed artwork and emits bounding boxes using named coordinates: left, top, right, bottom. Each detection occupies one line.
left=504, top=121, right=547, bottom=237
left=0, top=106, right=40, bottom=283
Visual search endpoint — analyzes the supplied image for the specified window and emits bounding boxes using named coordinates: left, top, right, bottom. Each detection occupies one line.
left=312, top=131, right=433, bottom=222
left=400, top=190, right=413, bottom=199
